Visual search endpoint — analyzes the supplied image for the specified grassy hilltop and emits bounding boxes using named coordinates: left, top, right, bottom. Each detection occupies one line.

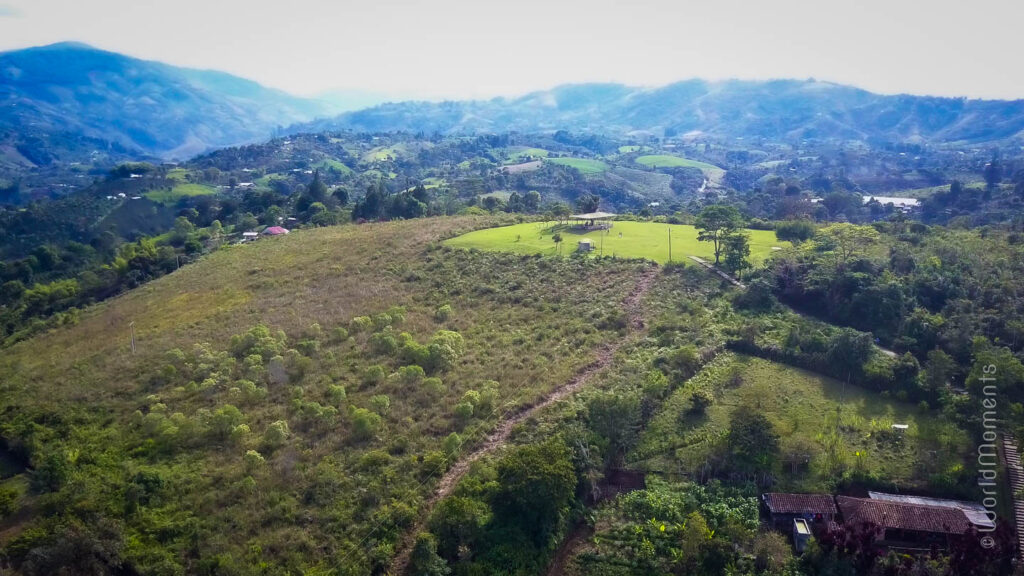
left=0, top=216, right=650, bottom=573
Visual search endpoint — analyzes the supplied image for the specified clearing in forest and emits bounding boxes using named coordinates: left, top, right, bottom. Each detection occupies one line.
left=444, top=220, right=786, bottom=265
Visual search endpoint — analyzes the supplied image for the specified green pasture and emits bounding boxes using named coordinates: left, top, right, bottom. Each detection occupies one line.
left=631, top=354, right=972, bottom=492
left=635, top=154, right=724, bottom=179
left=443, top=220, right=786, bottom=265
left=507, top=147, right=549, bottom=161
left=144, top=183, right=216, bottom=205
left=546, top=157, right=609, bottom=175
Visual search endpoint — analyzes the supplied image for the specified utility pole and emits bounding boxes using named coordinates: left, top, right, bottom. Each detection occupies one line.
left=668, top=228, right=672, bottom=262
left=129, top=321, right=136, bottom=354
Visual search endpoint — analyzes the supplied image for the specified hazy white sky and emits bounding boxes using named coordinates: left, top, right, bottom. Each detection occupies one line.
left=1, top=0, right=1021, bottom=101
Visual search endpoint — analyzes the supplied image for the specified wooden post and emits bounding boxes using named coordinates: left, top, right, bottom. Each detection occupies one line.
left=668, top=228, right=672, bottom=262
left=129, top=321, right=136, bottom=354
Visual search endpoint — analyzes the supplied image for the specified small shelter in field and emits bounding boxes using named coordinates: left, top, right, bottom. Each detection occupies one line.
left=570, top=211, right=616, bottom=230
left=262, top=226, right=290, bottom=236
left=578, top=238, right=594, bottom=252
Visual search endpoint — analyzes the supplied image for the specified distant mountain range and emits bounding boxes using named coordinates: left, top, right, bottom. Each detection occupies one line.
left=302, top=80, right=1024, bottom=144
left=0, top=43, right=339, bottom=162
left=2, top=43, right=1024, bottom=171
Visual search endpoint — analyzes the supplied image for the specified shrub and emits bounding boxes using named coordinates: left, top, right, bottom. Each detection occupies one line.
left=643, top=370, right=669, bottom=399
left=435, top=304, right=453, bottom=322
left=370, top=330, right=398, bottom=356
left=230, top=424, right=250, bottom=444
left=690, top=388, right=714, bottom=413
left=400, top=341, right=431, bottom=367
left=327, top=384, right=347, bottom=406
left=208, top=405, right=244, bottom=441
left=372, top=313, right=393, bottom=331
left=409, top=532, right=448, bottom=576
left=422, top=377, right=445, bottom=397
left=453, top=401, right=474, bottom=423
left=332, top=326, right=350, bottom=343
left=263, top=420, right=290, bottom=449
left=665, top=345, right=700, bottom=377
left=296, top=338, right=320, bottom=357
left=351, top=407, right=382, bottom=441
left=394, top=364, right=425, bottom=386
left=362, top=365, right=386, bottom=386
left=386, top=306, right=406, bottom=325
left=461, top=390, right=480, bottom=406
left=421, top=451, right=448, bottom=477
left=349, top=316, right=373, bottom=333
left=370, top=394, right=391, bottom=416
left=431, top=330, right=465, bottom=356
left=0, top=485, right=16, bottom=518
left=230, top=324, right=287, bottom=360
left=477, top=381, right=499, bottom=412
left=244, top=450, right=265, bottom=472
left=442, top=432, right=462, bottom=457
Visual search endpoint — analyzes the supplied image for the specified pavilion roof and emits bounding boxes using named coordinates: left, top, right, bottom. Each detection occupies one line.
left=570, top=211, right=617, bottom=220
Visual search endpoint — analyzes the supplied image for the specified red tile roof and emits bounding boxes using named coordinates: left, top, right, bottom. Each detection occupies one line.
left=763, top=493, right=838, bottom=515
left=836, top=496, right=972, bottom=535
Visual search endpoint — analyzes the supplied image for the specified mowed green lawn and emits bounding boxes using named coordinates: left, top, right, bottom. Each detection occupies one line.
left=546, top=157, right=609, bottom=175
left=635, top=154, right=725, bottom=179
left=444, top=220, right=786, bottom=265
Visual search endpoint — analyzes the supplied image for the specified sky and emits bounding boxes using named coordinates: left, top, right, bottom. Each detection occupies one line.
left=1, top=0, right=1022, bottom=103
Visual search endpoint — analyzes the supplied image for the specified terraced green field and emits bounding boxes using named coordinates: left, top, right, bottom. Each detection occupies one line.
left=444, top=220, right=786, bottom=265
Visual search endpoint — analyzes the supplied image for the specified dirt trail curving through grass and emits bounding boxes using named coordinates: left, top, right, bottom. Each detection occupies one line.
left=390, top=265, right=659, bottom=574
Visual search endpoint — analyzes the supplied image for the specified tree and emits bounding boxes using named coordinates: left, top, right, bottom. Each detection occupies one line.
left=983, top=156, right=1002, bottom=190
left=826, top=328, right=875, bottom=379
left=923, top=348, right=956, bottom=392
left=428, top=497, right=490, bottom=559
left=721, top=232, right=752, bottom=276
left=695, top=205, right=743, bottom=265
left=524, top=191, right=541, bottom=213
left=494, top=439, right=577, bottom=545
left=408, top=533, right=450, bottom=576
left=774, top=220, right=816, bottom=243
left=575, top=193, right=600, bottom=213
left=816, top=223, right=880, bottom=266
left=332, top=187, right=349, bottom=206
left=586, top=392, right=641, bottom=464
left=727, top=406, right=779, bottom=475
left=552, top=233, right=563, bottom=254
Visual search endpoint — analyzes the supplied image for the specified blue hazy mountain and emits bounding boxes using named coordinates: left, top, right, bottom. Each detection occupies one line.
left=0, top=42, right=338, bottom=160
left=300, top=79, right=1024, bottom=144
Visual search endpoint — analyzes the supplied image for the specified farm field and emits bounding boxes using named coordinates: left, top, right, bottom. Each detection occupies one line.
left=443, top=220, right=787, bottom=265
left=546, top=157, right=609, bottom=174
left=635, top=154, right=725, bottom=179
left=144, top=183, right=216, bottom=204
left=313, top=157, right=353, bottom=175
left=507, top=147, right=549, bottom=161
left=631, top=353, right=973, bottom=492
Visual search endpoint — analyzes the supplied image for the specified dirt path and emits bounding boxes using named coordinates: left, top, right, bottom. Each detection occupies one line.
left=545, top=523, right=594, bottom=576
left=390, top=265, right=659, bottom=574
